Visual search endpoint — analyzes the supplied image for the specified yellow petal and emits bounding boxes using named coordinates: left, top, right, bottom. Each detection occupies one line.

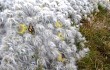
left=57, top=53, right=65, bottom=62
left=57, top=32, right=64, bottom=41
left=18, top=24, right=27, bottom=34
left=55, top=21, right=63, bottom=28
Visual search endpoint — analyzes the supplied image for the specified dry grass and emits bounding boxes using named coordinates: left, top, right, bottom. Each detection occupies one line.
left=77, top=4, right=110, bottom=70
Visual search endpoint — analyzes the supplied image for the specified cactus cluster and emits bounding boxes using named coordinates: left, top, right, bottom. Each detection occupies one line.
left=0, top=0, right=109, bottom=70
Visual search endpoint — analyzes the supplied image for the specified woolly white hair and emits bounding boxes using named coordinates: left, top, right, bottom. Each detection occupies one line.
left=0, top=0, right=109, bottom=70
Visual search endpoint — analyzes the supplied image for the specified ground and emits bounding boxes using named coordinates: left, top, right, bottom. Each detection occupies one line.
left=77, top=5, right=110, bottom=70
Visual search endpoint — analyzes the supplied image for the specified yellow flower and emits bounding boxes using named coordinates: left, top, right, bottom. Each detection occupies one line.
left=18, top=24, right=27, bottom=34
left=57, top=52, right=65, bottom=62
left=57, top=32, right=64, bottom=41
left=55, top=21, right=63, bottom=28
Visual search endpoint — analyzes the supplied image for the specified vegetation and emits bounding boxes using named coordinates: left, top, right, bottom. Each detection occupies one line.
left=77, top=4, right=110, bottom=70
